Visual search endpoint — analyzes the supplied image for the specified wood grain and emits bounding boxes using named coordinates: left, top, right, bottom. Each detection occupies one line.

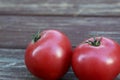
left=0, top=0, right=120, bottom=80
left=0, top=48, right=120, bottom=80
left=0, top=0, right=120, bottom=16
left=0, top=16, right=120, bottom=49
left=0, top=49, right=76, bottom=80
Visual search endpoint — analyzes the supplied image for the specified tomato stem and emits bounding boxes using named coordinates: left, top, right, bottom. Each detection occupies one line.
left=86, top=37, right=102, bottom=46
left=32, top=31, right=41, bottom=43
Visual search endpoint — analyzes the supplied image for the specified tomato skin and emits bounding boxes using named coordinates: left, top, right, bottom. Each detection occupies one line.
left=72, top=37, right=120, bottom=80
left=25, top=30, right=72, bottom=80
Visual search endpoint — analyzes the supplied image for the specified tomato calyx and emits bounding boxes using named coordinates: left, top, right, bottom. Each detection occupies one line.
left=85, top=37, right=102, bottom=47
left=32, top=32, right=41, bottom=43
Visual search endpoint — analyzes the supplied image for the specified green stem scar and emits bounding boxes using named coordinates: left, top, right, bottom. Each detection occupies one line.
left=32, top=32, right=41, bottom=43
left=86, top=37, right=102, bottom=46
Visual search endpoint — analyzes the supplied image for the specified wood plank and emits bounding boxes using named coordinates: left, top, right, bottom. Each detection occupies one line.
left=0, top=0, right=120, bottom=16
left=0, top=49, right=76, bottom=80
left=0, top=48, right=120, bottom=80
left=0, top=16, right=120, bottom=49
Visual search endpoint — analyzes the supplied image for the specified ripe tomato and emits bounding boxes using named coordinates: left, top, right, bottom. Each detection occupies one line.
left=25, top=30, right=72, bottom=80
left=72, top=37, right=120, bottom=80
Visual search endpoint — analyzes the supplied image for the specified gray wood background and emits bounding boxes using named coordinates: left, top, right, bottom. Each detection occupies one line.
left=0, top=0, right=120, bottom=80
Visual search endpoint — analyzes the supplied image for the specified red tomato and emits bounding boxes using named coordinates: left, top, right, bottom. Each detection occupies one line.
left=72, top=37, right=120, bottom=80
left=25, top=30, right=72, bottom=80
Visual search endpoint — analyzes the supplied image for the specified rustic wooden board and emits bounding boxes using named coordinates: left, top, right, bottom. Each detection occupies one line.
left=0, top=16, right=120, bottom=49
left=0, top=0, right=120, bottom=80
left=0, top=48, right=120, bottom=80
left=0, top=49, right=77, bottom=80
left=0, top=0, right=120, bottom=16
left=0, top=49, right=117, bottom=80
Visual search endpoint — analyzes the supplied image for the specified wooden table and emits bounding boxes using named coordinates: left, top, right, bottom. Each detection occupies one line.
left=0, top=0, right=120, bottom=80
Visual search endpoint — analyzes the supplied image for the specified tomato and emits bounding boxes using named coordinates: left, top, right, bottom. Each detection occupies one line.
left=72, top=37, right=120, bottom=80
left=25, top=30, right=72, bottom=80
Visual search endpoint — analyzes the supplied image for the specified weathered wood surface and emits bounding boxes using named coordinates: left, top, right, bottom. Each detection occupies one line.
left=0, top=48, right=120, bottom=80
left=0, top=0, right=120, bottom=16
left=0, top=0, right=120, bottom=80
left=0, top=49, right=77, bottom=80
left=0, top=16, right=120, bottom=79
left=0, top=16, right=120, bottom=49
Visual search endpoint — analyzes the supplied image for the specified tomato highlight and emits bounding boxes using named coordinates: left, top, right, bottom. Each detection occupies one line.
left=25, top=30, right=73, bottom=80
left=72, top=37, right=120, bottom=80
